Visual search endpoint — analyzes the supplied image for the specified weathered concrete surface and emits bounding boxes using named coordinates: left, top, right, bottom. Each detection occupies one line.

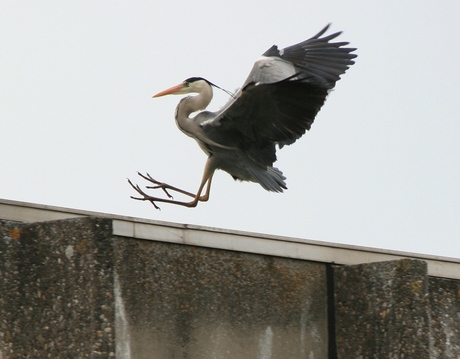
left=113, top=238, right=328, bottom=359
left=2, top=213, right=460, bottom=358
left=1, top=217, right=329, bottom=358
left=0, top=218, right=115, bottom=358
left=334, top=259, right=431, bottom=358
left=429, top=277, right=460, bottom=358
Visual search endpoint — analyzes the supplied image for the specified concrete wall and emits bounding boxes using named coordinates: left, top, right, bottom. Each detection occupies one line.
left=0, top=218, right=115, bottom=358
left=1, top=213, right=459, bottom=358
left=114, top=235, right=327, bottom=358
left=0, top=218, right=327, bottom=358
left=334, top=259, right=460, bottom=359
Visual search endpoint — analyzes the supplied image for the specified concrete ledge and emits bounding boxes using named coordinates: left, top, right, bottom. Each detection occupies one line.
left=1, top=198, right=460, bottom=279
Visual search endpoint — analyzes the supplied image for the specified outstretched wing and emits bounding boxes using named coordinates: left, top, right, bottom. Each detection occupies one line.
left=205, top=77, right=329, bottom=146
left=244, top=24, right=357, bottom=89
left=200, top=25, right=356, bottom=162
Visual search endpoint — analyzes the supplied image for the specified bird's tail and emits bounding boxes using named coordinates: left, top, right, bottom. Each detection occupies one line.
left=249, top=166, right=287, bottom=192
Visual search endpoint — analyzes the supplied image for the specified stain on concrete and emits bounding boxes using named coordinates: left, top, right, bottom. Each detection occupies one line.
left=113, top=238, right=328, bottom=359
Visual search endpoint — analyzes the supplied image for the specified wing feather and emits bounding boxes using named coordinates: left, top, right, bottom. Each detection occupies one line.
left=261, top=24, right=356, bottom=88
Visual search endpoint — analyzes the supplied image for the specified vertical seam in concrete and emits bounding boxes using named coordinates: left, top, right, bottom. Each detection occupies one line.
left=326, top=264, right=338, bottom=359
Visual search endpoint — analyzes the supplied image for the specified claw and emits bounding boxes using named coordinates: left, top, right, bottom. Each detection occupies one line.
left=150, top=201, right=161, bottom=210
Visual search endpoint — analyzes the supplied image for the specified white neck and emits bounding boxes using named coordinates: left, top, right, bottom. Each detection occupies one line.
left=175, top=80, right=213, bottom=120
left=175, top=80, right=213, bottom=136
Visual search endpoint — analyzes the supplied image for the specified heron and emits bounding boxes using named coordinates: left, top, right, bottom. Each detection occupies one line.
left=129, top=24, right=357, bottom=209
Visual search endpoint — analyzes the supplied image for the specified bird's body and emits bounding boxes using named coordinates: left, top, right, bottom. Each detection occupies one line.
left=129, top=25, right=357, bottom=208
left=173, top=79, right=291, bottom=192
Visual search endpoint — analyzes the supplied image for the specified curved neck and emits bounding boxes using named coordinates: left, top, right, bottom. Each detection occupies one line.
left=175, top=83, right=213, bottom=121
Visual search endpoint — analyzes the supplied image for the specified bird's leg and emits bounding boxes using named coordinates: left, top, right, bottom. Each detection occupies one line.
left=128, top=161, right=215, bottom=209
left=195, top=164, right=214, bottom=202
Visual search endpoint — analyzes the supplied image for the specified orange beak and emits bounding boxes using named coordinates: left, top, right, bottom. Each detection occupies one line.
left=152, top=83, right=185, bottom=98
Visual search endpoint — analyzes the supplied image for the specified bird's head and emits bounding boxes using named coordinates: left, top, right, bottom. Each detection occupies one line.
left=153, top=77, right=212, bottom=98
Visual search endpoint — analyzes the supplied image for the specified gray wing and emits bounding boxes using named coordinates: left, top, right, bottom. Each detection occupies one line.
left=243, top=24, right=356, bottom=89
left=200, top=77, right=329, bottom=166
left=200, top=25, right=356, bottom=165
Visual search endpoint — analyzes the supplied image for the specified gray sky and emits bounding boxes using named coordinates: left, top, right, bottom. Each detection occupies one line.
left=1, top=1, right=459, bottom=258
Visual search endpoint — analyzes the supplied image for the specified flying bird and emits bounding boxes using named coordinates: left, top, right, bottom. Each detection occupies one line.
left=129, top=24, right=357, bottom=209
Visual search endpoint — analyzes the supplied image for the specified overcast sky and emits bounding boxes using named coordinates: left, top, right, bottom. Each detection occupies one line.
left=1, top=1, right=459, bottom=258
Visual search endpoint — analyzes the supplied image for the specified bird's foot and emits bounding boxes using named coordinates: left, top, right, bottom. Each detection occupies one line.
left=136, top=172, right=175, bottom=199
left=128, top=172, right=200, bottom=210
left=128, top=176, right=163, bottom=210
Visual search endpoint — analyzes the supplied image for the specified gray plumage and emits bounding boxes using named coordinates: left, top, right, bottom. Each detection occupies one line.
left=129, top=25, right=357, bottom=208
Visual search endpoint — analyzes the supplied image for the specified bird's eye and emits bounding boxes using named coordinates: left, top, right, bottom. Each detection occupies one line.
left=184, top=81, right=190, bottom=87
